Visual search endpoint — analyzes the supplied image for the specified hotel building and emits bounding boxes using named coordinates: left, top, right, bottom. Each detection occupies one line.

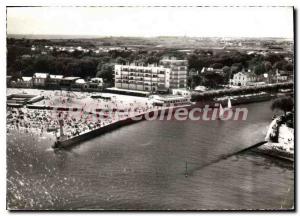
left=114, top=57, right=187, bottom=92
left=159, top=58, right=188, bottom=89
left=114, top=64, right=170, bottom=92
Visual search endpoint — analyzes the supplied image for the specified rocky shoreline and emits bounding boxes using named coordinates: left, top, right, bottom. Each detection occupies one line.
left=257, top=113, right=294, bottom=162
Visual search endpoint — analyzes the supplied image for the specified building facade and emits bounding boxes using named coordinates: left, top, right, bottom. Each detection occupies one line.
left=114, top=64, right=171, bottom=92
left=114, top=57, right=187, bottom=92
left=230, top=71, right=256, bottom=86
left=160, top=58, right=188, bottom=89
left=32, top=73, right=50, bottom=87
left=48, top=75, right=64, bottom=88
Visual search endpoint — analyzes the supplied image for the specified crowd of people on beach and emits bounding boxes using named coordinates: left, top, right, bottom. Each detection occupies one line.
left=7, top=91, right=158, bottom=141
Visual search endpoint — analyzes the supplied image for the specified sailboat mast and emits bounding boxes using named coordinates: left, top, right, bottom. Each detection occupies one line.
left=185, top=161, right=188, bottom=177
left=228, top=97, right=232, bottom=109
left=219, top=103, right=224, bottom=118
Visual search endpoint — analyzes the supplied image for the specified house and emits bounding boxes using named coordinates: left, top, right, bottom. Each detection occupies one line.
left=85, top=78, right=104, bottom=91
left=32, top=73, right=50, bottom=87
left=201, top=67, right=223, bottom=74
left=70, top=78, right=104, bottom=92
left=194, top=85, right=207, bottom=92
left=10, top=77, right=30, bottom=88
left=20, top=77, right=33, bottom=88
left=72, top=79, right=87, bottom=90
left=48, top=75, right=64, bottom=88
left=230, top=71, right=256, bottom=86
left=60, top=77, right=81, bottom=89
left=275, top=69, right=293, bottom=82
left=90, top=77, right=103, bottom=85
left=172, top=88, right=191, bottom=98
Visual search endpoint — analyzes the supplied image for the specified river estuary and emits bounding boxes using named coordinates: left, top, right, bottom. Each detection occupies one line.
left=7, top=100, right=294, bottom=210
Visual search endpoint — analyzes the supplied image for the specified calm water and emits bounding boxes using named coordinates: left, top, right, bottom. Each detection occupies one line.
left=7, top=101, right=294, bottom=210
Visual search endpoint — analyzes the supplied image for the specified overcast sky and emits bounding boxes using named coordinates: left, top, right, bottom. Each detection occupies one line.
left=7, top=6, right=293, bottom=38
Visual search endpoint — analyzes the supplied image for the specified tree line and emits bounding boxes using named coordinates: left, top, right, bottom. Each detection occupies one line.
left=7, top=38, right=293, bottom=88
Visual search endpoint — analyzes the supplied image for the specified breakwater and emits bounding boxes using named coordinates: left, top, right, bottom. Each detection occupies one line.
left=53, top=107, right=173, bottom=149
left=26, top=104, right=127, bottom=114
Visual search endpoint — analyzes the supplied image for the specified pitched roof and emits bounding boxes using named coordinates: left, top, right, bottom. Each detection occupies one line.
left=22, top=77, right=32, bottom=82
left=50, top=75, right=64, bottom=79
left=34, top=73, right=49, bottom=78
left=90, top=77, right=103, bottom=83
left=62, top=77, right=81, bottom=81
left=75, top=79, right=86, bottom=84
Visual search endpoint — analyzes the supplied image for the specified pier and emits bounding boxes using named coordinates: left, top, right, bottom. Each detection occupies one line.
left=53, top=107, right=175, bottom=149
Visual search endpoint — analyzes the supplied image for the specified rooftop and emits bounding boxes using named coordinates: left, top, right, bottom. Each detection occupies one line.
left=22, top=77, right=32, bottom=82
left=75, top=79, right=86, bottom=84
left=90, top=77, right=103, bottom=83
left=33, top=73, right=49, bottom=78
left=62, top=77, right=81, bottom=81
left=50, top=75, right=64, bottom=79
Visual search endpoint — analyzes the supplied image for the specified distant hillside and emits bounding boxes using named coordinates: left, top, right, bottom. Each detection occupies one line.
left=7, top=34, right=293, bottom=50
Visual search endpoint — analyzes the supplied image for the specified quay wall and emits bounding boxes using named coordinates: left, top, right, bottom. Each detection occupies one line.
left=215, top=93, right=274, bottom=107
left=26, top=105, right=130, bottom=113
left=191, top=82, right=293, bottom=101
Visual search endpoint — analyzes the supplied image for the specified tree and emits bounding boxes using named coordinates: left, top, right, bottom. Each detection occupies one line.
left=264, top=53, right=284, bottom=64
left=187, top=75, right=202, bottom=89
left=271, top=97, right=294, bottom=116
left=264, top=61, right=272, bottom=72
left=33, top=55, right=56, bottom=73
left=202, top=72, right=225, bottom=89
left=222, top=66, right=231, bottom=80
left=115, top=57, right=127, bottom=65
left=283, top=63, right=293, bottom=72
left=273, top=60, right=289, bottom=71
left=254, top=63, right=267, bottom=75
left=210, top=62, right=223, bottom=69
left=96, top=63, right=114, bottom=85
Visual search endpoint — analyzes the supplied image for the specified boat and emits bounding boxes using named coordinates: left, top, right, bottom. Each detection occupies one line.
left=219, top=98, right=232, bottom=119
left=219, top=103, right=224, bottom=119
left=214, top=92, right=273, bottom=106
left=227, top=97, right=232, bottom=109
left=150, top=95, right=192, bottom=107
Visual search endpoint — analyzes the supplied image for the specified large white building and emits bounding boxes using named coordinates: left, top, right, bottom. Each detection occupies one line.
left=114, top=64, right=170, bottom=92
left=159, top=57, right=188, bottom=89
left=114, top=57, right=187, bottom=92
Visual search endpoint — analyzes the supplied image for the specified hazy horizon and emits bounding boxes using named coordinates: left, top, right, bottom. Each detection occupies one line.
left=7, top=33, right=293, bottom=40
left=7, top=7, right=294, bottom=39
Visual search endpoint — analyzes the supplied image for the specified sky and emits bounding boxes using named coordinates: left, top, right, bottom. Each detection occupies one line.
left=6, top=6, right=294, bottom=38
